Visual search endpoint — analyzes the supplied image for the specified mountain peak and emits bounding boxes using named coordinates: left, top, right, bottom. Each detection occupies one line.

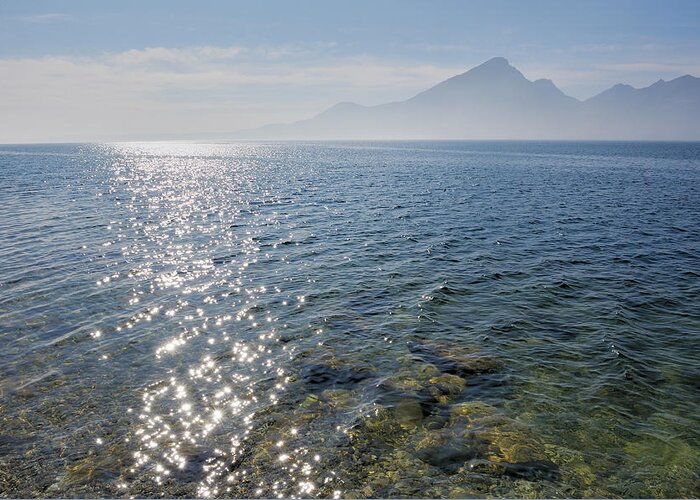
left=450, top=56, right=524, bottom=83
left=467, top=56, right=516, bottom=75
left=481, top=56, right=510, bottom=67
left=407, top=56, right=570, bottom=106
left=470, top=57, right=524, bottom=79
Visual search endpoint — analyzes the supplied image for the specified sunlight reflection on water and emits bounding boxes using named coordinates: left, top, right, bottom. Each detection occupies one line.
left=106, top=143, right=328, bottom=496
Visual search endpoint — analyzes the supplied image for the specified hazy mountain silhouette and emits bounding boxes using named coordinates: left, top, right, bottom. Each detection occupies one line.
left=237, top=57, right=700, bottom=140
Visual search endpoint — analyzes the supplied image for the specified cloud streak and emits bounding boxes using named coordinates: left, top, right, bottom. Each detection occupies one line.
left=0, top=48, right=464, bottom=94
left=16, top=13, right=70, bottom=23
left=108, top=46, right=247, bottom=65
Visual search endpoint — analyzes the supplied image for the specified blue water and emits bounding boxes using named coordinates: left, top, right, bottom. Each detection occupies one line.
left=0, top=141, right=698, bottom=498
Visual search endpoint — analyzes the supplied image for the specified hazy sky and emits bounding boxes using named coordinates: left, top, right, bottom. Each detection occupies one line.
left=1, top=0, right=699, bottom=142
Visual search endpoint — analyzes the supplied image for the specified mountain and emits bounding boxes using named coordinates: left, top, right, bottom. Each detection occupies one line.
left=237, top=57, right=700, bottom=140
left=581, top=75, right=700, bottom=139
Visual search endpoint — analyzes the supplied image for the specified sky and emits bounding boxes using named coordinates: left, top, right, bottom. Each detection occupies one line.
left=1, top=0, right=699, bottom=142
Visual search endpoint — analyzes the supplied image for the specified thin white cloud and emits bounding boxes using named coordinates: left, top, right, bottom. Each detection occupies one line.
left=108, top=46, right=247, bottom=65
left=104, top=42, right=345, bottom=67
left=252, top=42, right=339, bottom=60
left=0, top=48, right=462, bottom=92
left=16, top=13, right=69, bottom=23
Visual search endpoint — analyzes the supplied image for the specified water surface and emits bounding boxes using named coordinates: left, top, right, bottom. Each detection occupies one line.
left=0, top=141, right=699, bottom=498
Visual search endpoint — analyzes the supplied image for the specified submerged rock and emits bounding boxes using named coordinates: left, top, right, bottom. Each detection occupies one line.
left=416, top=434, right=490, bottom=474
left=320, top=388, right=356, bottom=409
left=407, top=339, right=503, bottom=377
left=299, top=361, right=373, bottom=389
left=429, top=373, right=466, bottom=392
left=394, top=398, right=424, bottom=430
left=451, top=400, right=499, bottom=420
left=544, top=443, right=597, bottom=488
left=500, top=459, right=560, bottom=481
left=426, top=373, right=467, bottom=404
left=294, top=348, right=376, bottom=393
left=377, top=361, right=462, bottom=420
left=381, top=373, right=425, bottom=392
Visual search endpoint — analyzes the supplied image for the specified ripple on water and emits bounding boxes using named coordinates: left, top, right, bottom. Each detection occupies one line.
left=0, top=141, right=699, bottom=498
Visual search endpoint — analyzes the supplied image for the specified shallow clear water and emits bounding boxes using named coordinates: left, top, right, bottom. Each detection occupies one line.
left=0, top=141, right=699, bottom=498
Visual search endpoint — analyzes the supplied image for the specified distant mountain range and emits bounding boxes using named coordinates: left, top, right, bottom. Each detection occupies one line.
left=237, top=57, right=700, bottom=140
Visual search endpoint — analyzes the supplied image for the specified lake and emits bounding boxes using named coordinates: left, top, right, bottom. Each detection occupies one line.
left=0, top=141, right=698, bottom=498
